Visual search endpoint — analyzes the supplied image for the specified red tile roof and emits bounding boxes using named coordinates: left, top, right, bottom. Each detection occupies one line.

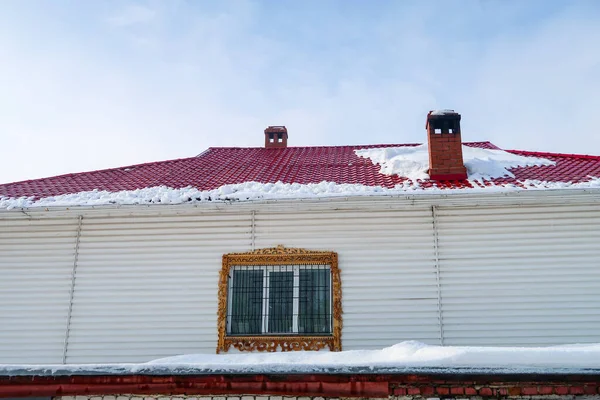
left=1, top=142, right=600, bottom=199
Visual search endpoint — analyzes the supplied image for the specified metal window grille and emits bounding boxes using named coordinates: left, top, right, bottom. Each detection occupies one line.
left=227, top=265, right=332, bottom=335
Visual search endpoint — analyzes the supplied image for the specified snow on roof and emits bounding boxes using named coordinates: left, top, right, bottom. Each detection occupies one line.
left=2, top=341, right=600, bottom=376
left=1, top=177, right=600, bottom=210
left=354, top=144, right=555, bottom=181
left=1, top=142, right=600, bottom=210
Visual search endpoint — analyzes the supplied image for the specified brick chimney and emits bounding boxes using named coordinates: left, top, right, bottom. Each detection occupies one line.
left=426, top=110, right=467, bottom=180
left=264, top=126, right=288, bottom=148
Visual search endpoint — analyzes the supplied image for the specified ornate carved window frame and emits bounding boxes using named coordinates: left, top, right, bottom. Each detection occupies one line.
left=217, top=245, right=342, bottom=353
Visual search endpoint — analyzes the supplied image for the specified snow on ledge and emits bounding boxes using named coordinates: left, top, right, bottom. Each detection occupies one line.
left=354, top=144, right=556, bottom=181
left=145, top=341, right=600, bottom=371
left=2, top=341, right=600, bottom=375
left=1, top=177, right=600, bottom=210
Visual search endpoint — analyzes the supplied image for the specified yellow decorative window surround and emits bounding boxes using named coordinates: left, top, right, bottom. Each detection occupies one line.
left=217, top=245, right=342, bottom=353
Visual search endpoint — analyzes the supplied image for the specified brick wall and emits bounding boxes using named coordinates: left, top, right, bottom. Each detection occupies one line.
left=55, top=394, right=600, bottom=400
left=425, top=110, right=467, bottom=180
left=55, top=397, right=339, bottom=400
left=391, top=381, right=600, bottom=398
left=427, top=133, right=467, bottom=180
left=4, top=374, right=599, bottom=399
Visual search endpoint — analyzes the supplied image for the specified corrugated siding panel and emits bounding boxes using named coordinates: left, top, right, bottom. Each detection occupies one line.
left=4, top=200, right=600, bottom=364
left=436, top=205, right=600, bottom=346
left=66, top=213, right=251, bottom=363
left=0, top=217, right=79, bottom=363
left=254, top=209, right=441, bottom=350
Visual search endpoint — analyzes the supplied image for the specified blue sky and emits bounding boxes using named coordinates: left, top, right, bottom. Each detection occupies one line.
left=1, top=0, right=599, bottom=183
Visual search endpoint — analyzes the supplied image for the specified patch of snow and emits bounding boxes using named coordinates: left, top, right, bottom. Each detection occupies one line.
left=142, top=341, right=600, bottom=371
left=430, top=109, right=456, bottom=115
left=0, top=182, right=391, bottom=210
left=354, top=144, right=556, bottom=181
left=1, top=176, right=600, bottom=210
left=355, top=145, right=431, bottom=180
left=3, top=341, right=600, bottom=375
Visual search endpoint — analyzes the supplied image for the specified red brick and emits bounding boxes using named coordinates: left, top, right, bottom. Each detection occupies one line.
left=538, top=386, right=554, bottom=395
left=584, top=386, right=596, bottom=395
left=554, top=386, right=569, bottom=395
left=451, top=387, right=464, bottom=395
left=570, top=386, right=585, bottom=395
left=521, top=386, right=538, bottom=395
left=393, top=387, right=407, bottom=396
left=479, top=387, right=493, bottom=396
left=465, top=387, right=478, bottom=396
left=436, top=387, right=450, bottom=395
left=508, top=387, right=522, bottom=396
left=407, top=387, right=420, bottom=395
left=420, top=386, right=435, bottom=396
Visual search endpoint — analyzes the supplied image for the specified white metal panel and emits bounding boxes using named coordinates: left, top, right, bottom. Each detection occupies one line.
left=254, top=209, right=441, bottom=350
left=436, top=205, right=600, bottom=346
left=66, top=213, right=252, bottom=363
left=0, top=217, right=79, bottom=363
left=3, top=195, right=600, bottom=364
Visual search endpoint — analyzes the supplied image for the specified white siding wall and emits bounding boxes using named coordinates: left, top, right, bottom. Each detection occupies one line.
left=65, top=213, right=252, bottom=363
left=254, top=209, right=441, bottom=350
left=436, top=205, right=600, bottom=346
left=0, top=217, right=79, bottom=363
left=1, top=199, right=600, bottom=364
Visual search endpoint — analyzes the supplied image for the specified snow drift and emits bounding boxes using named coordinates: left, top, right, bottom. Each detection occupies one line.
left=354, top=144, right=556, bottom=181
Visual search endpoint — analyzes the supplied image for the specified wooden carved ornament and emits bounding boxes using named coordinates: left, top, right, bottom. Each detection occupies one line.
left=217, top=245, right=342, bottom=353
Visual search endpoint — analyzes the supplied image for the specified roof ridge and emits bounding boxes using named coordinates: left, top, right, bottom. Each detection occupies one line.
left=207, top=141, right=495, bottom=150
left=207, top=143, right=421, bottom=149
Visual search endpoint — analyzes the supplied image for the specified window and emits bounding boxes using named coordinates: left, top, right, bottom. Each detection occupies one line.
left=217, top=246, right=341, bottom=353
left=228, top=265, right=331, bottom=335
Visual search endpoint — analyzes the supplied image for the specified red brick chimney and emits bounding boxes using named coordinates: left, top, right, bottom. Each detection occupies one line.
left=264, top=126, right=288, bottom=148
left=426, top=110, right=467, bottom=180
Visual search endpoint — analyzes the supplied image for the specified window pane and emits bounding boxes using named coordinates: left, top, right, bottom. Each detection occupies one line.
left=230, top=269, right=263, bottom=335
left=299, top=268, right=331, bottom=334
left=268, top=271, right=294, bottom=333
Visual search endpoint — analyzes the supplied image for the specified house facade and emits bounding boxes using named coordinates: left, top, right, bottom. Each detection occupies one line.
left=1, top=111, right=600, bottom=366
